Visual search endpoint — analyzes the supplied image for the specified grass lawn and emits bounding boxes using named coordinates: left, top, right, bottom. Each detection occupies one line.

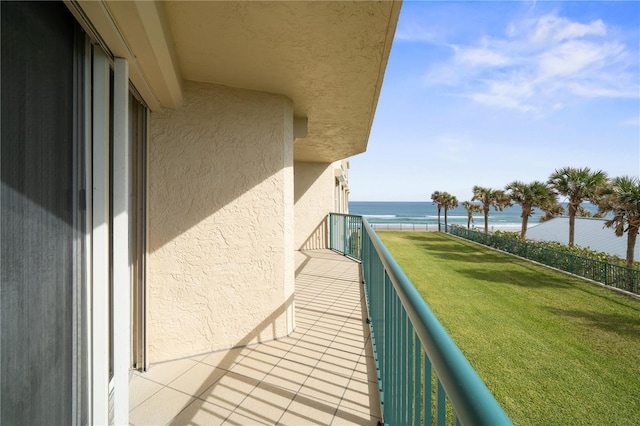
left=378, top=231, right=640, bottom=426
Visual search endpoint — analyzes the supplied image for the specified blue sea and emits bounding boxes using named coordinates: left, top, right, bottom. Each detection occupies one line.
left=349, top=201, right=600, bottom=231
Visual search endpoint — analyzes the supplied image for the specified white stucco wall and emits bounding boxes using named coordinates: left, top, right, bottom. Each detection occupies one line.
left=147, top=81, right=294, bottom=362
left=294, top=162, right=335, bottom=250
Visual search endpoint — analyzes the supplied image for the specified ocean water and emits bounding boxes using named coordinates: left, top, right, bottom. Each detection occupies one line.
left=349, top=201, right=600, bottom=230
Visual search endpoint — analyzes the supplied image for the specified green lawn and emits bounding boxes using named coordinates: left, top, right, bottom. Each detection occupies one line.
left=378, top=231, right=640, bottom=426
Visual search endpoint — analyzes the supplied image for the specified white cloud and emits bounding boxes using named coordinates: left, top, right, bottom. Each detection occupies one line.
left=455, top=46, right=511, bottom=67
left=423, top=11, right=639, bottom=114
left=527, top=14, right=606, bottom=43
left=537, top=40, right=624, bottom=78
left=568, top=82, right=638, bottom=99
left=554, top=19, right=606, bottom=41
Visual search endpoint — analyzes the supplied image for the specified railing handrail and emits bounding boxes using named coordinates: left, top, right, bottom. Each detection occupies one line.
left=363, top=218, right=512, bottom=425
left=330, top=212, right=360, bottom=217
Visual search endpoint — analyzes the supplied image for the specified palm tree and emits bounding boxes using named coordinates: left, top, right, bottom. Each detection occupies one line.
left=462, top=201, right=481, bottom=229
left=597, top=176, right=640, bottom=269
left=472, top=186, right=512, bottom=234
left=548, top=166, right=608, bottom=247
left=505, top=180, right=556, bottom=239
left=442, top=193, right=459, bottom=231
left=577, top=206, right=593, bottom=218
left=579, top=206, right=605, bottom=218
left=540, top=203, right=565, bottom=222
left=431, top=191, right=445, bottom=232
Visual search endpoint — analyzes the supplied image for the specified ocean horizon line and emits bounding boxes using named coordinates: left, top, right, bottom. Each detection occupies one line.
left=347, top=200, right=602, bottom=229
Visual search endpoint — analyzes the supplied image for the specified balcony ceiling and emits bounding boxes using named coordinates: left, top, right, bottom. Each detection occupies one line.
left=75, top=1, right=401, bottom=163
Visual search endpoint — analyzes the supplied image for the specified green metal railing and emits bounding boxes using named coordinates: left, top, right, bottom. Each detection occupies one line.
left=446, top=225, right=640, bottom=295
left=329, top=214, right=512, bottom=426
left=329, top=213, right=363, bottom=260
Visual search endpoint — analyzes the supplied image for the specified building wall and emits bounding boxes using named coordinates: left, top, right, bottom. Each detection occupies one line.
left=147, top=81, right=294, bottom=362
left=294, top=162, right=335, bottom=250
left=333, top=159, right=350, bottom=214
left=294, top=160, right=352, bottom=250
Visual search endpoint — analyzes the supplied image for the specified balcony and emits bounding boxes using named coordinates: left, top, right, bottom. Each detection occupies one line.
left=130, top=214, right=511, bottom=425
left=129, top=250, right=382, bottom=425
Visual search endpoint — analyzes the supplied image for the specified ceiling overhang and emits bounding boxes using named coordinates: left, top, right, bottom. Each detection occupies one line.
left=69, top=1, right=401, bottom=163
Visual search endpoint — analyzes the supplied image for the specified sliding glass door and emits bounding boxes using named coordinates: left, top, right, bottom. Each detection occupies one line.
left=1, top=2, right=87, bottom=424
left=1, top=3, right=149, bottom=423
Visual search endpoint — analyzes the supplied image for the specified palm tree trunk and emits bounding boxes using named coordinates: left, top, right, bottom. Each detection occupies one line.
left=520, top=206, right=531, bottom=239
left=483, top=207, right=489, bottom=234
left=444, top=207, right=448, bottom=231
left=625, top=226, right=638, bottom=292
left=626, top=226, right=638, bottom=268
left=568, top=203, right=577, bottom=247
left=521, top=215, right=529, bottom=239
left=437, top=207, right=442, bottom=232
left=467, top=215, right=471, bottom=229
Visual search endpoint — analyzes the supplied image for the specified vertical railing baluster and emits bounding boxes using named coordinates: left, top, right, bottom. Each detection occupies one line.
left=385, top=274, right=390, bottom=423
left=390, top=286, right=397, bottom=424
left=423, top=349, right=432, bottom=426
left=436, top=378, right=446, bottom=426
left=400, top=307, right=407, bottom=425
left=396, top=294, right=402, bottom=425
left=377, top=247, right=384, bottom=408
left=407, top=321, right=415, bottom=426
left=329, top=214, right=333, bottom=250
left=384, top=271, right=391, bottom=423
left=343, top=214, right=347, bottom=255
left=393, top=291, right=400, bottom=424
left=414, top=329, right=421, bottom=425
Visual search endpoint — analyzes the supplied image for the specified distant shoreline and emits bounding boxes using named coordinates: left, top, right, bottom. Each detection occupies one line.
left=349, top=201, right=603, bottom=231
left=367, top=222, right=525, bottom=232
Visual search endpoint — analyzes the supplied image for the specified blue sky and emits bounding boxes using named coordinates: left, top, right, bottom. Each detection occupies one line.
left=350, top=1, right=640, bottom=202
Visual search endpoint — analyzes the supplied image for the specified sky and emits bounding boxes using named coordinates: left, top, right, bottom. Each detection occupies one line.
left=349, top=0, right=640, bottom=202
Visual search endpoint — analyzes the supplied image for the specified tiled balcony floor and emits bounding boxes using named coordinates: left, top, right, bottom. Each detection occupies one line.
left=130, top=250, right=382, bottom=425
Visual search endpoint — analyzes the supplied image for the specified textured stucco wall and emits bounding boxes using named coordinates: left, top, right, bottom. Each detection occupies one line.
left=294, top=162, right=335, bottom=250
left=147, top=81, right=294, bottom=362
